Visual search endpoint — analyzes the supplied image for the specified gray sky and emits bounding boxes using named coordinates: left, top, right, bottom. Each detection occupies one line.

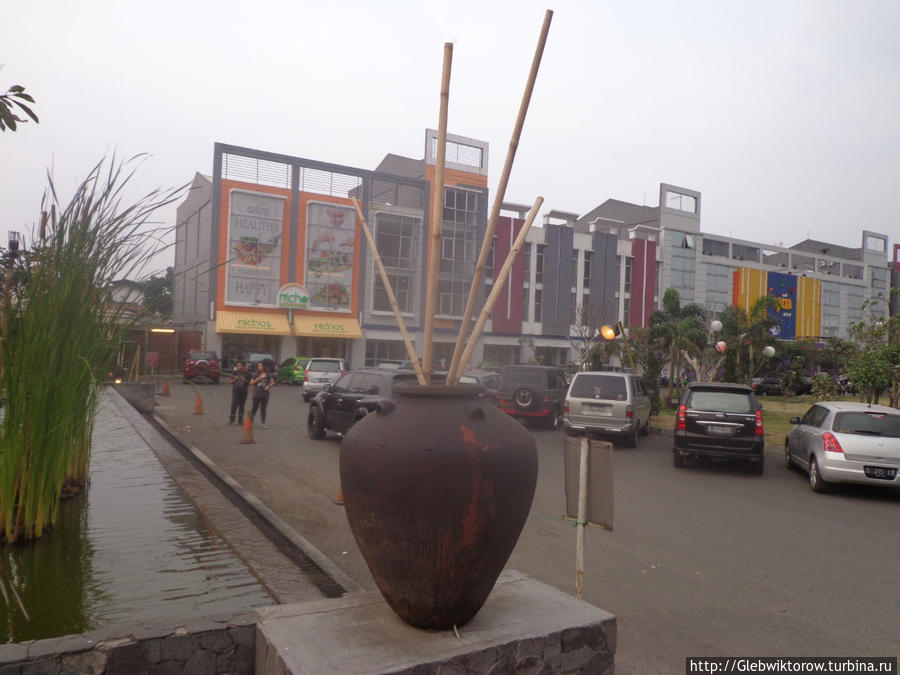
left=3, top=0, right=898, bottom=275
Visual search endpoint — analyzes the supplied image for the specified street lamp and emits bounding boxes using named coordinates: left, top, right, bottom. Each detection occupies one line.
left=600, top=320, right=636, bottom=372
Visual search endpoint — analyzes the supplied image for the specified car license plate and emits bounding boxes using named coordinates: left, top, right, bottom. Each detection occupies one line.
left=864, top=466, right=897, bottom=480
left=707, top=425, right=734, bottom=437
left=584, top=402, right=610, bottom=415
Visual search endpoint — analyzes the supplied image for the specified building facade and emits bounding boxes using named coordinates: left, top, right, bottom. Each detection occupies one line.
left=173, top=138, right=894, bottom=371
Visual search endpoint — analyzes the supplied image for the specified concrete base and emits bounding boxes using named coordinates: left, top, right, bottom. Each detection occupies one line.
left=255, top=570, right=616, bottom=675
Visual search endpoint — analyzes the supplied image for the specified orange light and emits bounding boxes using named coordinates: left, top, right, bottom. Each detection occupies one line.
left=600, top=325, right=617, bottom=340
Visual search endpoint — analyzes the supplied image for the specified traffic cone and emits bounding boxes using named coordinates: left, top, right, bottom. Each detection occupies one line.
left=162, top=381, right=171, bottom=396
left=239, top=415, right=255, bottom=444
left=333, top=485, right=344, bottom=506
left=193, top=393, right=204, bottom=415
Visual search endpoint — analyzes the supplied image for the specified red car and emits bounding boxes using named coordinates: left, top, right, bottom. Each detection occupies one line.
left=183, top=350, right=220, bottom=383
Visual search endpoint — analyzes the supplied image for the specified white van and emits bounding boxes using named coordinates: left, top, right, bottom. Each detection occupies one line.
left=564, top=372, right=651, bottom=447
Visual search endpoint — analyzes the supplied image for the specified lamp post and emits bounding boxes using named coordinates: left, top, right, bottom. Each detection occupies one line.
left=600, top=320, right=636, bottom=372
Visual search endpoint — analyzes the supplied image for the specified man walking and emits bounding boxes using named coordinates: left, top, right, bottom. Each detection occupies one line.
left=229, top=361, right=250, bottom=424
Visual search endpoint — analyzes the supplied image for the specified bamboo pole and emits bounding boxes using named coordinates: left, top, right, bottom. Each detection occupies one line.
left=423, top=42, right=453, bottom=384
left=446, top=9, right=553, bottom=383
left=351, top=198, right=426, bottom=385
left=447, top=197, right=542, bottom=384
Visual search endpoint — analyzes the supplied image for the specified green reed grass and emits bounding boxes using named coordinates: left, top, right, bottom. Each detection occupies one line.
left=0, top=157, right=184, bottom=542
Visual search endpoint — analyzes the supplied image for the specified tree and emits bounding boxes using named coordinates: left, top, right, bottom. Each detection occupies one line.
left=630, top=325, right=668, bottom=415
left=0, top=83, right=38, bottom=132
left=649, top=289, right=706, bottom=402
left=139, top=267, right=174, bottom=317
left=845, top=295, right=900, bottom=406
left=716, top=296, right=778, bottom=384
left=680, top=308, right=727, bottom=384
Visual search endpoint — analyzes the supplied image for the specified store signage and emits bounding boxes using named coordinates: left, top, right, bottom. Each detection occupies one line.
left=226, top=190, right=285, bottom=306
left=304, top=202, right=356, bottom=313
left=277, top=283, right=309, bottom=310
left=236, top=318, right=275, bottom=331
left=312, top=321, right=347, bottom=335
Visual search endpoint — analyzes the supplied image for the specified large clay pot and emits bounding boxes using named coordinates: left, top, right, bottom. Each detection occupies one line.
left=340, top=383, right=538, bottom=629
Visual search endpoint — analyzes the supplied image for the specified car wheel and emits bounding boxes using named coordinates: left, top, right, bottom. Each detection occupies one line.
left=639, top=417, right=650, bottom=436
left=673, top=450, right=685, bottom=468
left=784, top=442, right=794, bottom=470
left=624, top=425, right=638, bottom=448
left=308, top=407, right=326, bottom=440
left=513, top=387, right=537, bottom=411
left=545, top=407, right=560, bottom=430
left=808, top=457, right=831, bottom=493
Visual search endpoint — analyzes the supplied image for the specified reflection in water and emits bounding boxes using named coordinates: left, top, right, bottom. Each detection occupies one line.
left=1, top=397, right=272, bottom=643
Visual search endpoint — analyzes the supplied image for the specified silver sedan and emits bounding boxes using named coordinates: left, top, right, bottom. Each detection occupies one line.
left=785, top=401, right=900, bottom=493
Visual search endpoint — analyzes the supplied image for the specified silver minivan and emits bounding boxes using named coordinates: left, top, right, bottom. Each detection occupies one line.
left=564, top=371, right=651, bottom=447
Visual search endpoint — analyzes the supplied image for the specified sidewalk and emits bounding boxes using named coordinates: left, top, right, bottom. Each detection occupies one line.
left=148, top=378, right=374, bottom=594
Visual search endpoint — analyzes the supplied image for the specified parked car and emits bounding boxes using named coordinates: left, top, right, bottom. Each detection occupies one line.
left=276, top=356, right=309, bottom=385
left=752, top=377, right=784, bottom=397
left=307, top=368, right=419, bottom=439
left=785, top=401, right=900, bottom=493
left=673, top=383, right=765, bottom=474
left=497, top=365, right=568, bottom=430
left=302, top=358, right=347, bottom=401
left=458, top=370, right=501, bottom=402
left=183, top=350, right=220, bottom=383
left=564, top=371, right=651, bottom=447
left=242, top=350, right=276, bottom=374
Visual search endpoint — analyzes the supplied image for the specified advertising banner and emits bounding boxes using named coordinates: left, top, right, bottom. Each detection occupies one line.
left=766, top=271, right=797, bottom=340
left=304, top=202, right=356, bottom=312
left=226, top=190, right=285, bottom=306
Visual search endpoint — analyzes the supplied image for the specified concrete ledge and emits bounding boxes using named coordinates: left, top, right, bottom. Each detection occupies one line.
left=255, top=570, right=616, bottom=674
left=112, top=382, right=157, bottom=413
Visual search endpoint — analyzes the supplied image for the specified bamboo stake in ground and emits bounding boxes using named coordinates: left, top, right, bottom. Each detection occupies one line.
left=351, top=197, right=426, bottom=385
left=575, top=436, right=589, bottom=600
left=446, top=10, right=553, bottom=383
left=448, top=197, right=542, bottom=384
left=422, top=42, right=453, bottom=384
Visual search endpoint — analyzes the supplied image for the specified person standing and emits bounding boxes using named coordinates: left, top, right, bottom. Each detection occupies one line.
left=229, top=361, right=250, bottom=424
left=250, top=362, right=275, bottom=428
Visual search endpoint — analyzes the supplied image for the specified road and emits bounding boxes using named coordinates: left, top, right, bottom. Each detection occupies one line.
left=155, top=379, right=900, bottom=674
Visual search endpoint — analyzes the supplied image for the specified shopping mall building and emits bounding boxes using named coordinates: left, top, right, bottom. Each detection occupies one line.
left=172, top=131, right=897, bottom=369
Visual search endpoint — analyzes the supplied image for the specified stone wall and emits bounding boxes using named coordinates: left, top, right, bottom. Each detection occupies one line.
left=0, top=611, right=256, bottom=675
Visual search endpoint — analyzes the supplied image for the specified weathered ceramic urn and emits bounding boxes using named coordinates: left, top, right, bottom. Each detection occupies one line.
left=340, top=383, right=538, bottom=629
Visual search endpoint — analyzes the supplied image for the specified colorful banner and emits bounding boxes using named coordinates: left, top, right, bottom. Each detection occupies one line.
left=226, top=190, right=285, bottom=306
left=304, top=202, right=356, bottom=312
left=766, top=271, right=797, bottom=340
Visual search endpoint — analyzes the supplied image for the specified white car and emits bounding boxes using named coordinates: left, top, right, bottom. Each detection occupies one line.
left=785, top=402, right=900, bottom=492
left=302, top=358, right=347, bottom=401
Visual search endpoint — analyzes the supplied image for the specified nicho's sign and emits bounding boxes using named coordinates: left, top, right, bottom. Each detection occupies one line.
left=277, top=283, right=310, bottom=310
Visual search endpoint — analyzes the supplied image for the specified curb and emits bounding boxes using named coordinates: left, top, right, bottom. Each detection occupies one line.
left=150, top=413, right=364, bottom=595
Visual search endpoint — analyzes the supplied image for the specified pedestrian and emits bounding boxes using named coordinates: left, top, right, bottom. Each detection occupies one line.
left=229, top=361, right=250, bottom=425
left=250, top=362, right=275, bottom=428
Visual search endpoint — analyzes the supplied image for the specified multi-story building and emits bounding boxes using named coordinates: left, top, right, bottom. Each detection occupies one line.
left=173, top=136, right=893, bottom=371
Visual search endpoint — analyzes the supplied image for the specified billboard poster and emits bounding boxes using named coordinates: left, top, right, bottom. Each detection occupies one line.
left=766, top=271, right=797, bottom=340
left=304, top=202, right=356, bottom=312
left=226, top=191, right=285, bottom=306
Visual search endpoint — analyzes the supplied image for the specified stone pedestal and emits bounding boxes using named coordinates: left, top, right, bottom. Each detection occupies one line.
left=255, top=570, right=616, bottom=675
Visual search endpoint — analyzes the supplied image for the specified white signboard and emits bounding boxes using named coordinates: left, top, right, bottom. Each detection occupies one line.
left=226, top=191, right=285, bottom=306
left=304, top=202, right=356, bottom=312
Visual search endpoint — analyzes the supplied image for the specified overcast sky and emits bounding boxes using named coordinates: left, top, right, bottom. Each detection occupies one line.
left=3, top=0, right=898, bottom=275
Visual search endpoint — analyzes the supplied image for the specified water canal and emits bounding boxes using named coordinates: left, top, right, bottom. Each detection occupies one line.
left=0, top=394, right=273, bottom=643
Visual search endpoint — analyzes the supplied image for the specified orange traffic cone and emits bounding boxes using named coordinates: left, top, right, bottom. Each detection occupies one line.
left=334, top=485, right=344, bottom=506
left=193, top=393, right=204, bottom=415
left=240, top=415, right=255, bottom=444
left=162, top=381, right=171, bottom=396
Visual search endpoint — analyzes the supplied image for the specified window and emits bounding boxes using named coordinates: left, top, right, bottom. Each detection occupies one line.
left=843, top=264, right=862, bottom=280
left=439, top=187, right=480, bottom=317
left=871, top=267, right=888, bottom=288
left=365, top=339, right=410, bottom=367
left=624, top=257, right=632, bottom=294
left=702, top=238, right=729, bottom=257
left=570, top=291, right=577, bottom=325
left=583, top=251, right=592, bottom=288
left=865, top=235, right=886, bottom=253
left=534, top=289, right=542, bottom=323
left=791, top=254, right=815, bottom=273
left=801, top=405, right=828, bottom=428
left=373, top=213, right=420, bottom=313
left=523, top=244, right=531, bottom=287
left=665, top=191, right=697, bottom=214
left=485, top=237, right=495, bottom=280
left=572, top=249, right=579, bottom=289
left=732, top=244, right=759, bottom=263
left=522, top=287, right=531, bottom=322
left=536, top=244, right=545, bottom=284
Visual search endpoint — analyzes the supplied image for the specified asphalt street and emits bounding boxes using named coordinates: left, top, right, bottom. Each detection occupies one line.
left=154, top=379, right=900, bottom=674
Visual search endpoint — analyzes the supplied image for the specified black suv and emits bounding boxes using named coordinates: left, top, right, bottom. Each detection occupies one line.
left=497, top=365, right=568, bottom=430
left=673, top=383, right=765, bottom=474
left=307, top=368, right=422, bottom=439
